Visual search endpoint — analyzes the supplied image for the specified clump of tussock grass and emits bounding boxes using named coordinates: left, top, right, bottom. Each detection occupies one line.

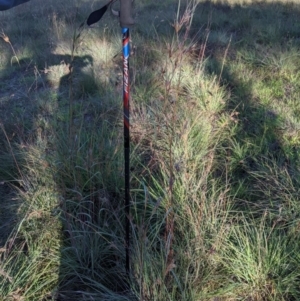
left=221, top=215, right=300, bottom=301
left=0, top=139, right=62, bottom=301
left=130, top=2, right=236, bottom=300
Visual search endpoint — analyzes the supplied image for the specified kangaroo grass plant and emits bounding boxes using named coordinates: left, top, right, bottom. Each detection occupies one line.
left=221, top=214, right=300, bottom=300
left=130, top=1, right=235, bottom=299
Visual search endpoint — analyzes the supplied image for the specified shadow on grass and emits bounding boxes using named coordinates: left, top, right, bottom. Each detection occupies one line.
left=53, top=56, right=130, bottom=300
left=194, top=1, right=300, bottom=212
left=0, top=44, right=127, bottom=298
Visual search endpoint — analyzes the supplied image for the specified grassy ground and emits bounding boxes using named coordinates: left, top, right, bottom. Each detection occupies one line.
left=0, top=0, right=300, bottom=300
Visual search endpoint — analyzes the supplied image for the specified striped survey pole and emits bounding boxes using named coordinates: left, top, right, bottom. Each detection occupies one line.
left=122, top=26, right=130, bottom=274
left=88, top=0, right=134, bottom=276
left=120, top=0, right=134, bottom=276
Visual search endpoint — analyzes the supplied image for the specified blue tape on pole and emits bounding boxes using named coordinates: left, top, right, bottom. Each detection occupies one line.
left=122, top=28, right=129, bottom=34
left=122, top=28, right=130, bottom=58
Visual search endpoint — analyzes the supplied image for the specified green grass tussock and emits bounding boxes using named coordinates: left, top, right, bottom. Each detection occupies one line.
left=0, top=0, right=300, bottom=300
